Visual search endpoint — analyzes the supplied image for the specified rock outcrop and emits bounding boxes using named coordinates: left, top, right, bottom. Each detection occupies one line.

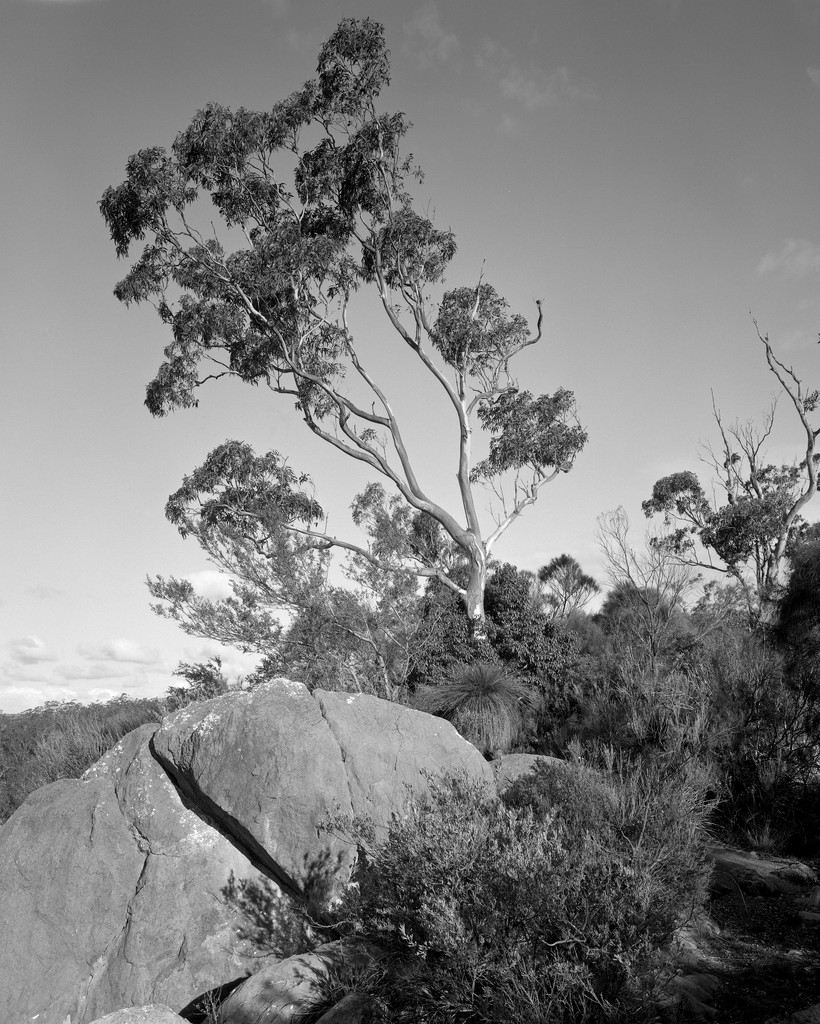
left=0, top=723, right=265, bottom=1024
left=88, top=1007, right=188, bottom=1024
left=709, top=846, right=818, bottom=897
left=0, top=680, right=494, bottom=1024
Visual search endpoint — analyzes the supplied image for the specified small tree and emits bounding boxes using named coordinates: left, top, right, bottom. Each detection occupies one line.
left=163, top=655, right=233, bottom=711
left=537, top=553, right=599, bottom=619
left=643, top=324, right=820, bottom=622
left=148, top=456, right=427, bottom=700
left=100, top=19, right=587, bottom=636
left=596, top=507, right=698, bottom=676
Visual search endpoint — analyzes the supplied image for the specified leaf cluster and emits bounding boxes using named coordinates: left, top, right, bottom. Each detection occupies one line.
left=472, top=389, right=587, bottom=481
left=321, top=765, right=709, bottom=1022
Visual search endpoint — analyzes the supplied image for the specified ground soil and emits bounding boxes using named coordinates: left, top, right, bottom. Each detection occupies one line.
left=694, top=859, right=820, bottom=1023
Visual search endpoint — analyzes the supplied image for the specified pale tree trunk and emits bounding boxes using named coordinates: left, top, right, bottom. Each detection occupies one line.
left=463, top=545, right=488, bottom=640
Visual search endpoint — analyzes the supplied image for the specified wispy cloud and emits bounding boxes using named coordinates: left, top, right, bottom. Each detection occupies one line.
left=503, top=64, right=595, bottom=109
left=26, top=584, right=65, bottom=601
left=807, top=67, right=820, bottom=89
left=0, top=633, right=261, bottom=714
left=7, top=636, right=59, bottom=665
left=767, top=326, right=819, bottom=354
left=404, top=3, right=460, bottom=67
left=77, top=638, right=162, bottom=664
left=62, top=662, right=145, bottom=681
left=757, top=238, right=820, bottom=279
left=477, top=42, right=595, bottom=111
left=0, top=684, right=78, bottom=712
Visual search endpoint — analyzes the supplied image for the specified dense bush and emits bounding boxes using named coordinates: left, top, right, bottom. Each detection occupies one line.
left=317, top=762, right=711, bottom=1023
left=703, top=629, right=820, bottom=850
left=409, top=563, right=580, bottom=710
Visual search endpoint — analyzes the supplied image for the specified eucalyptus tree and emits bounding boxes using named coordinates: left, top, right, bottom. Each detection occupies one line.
left=537, top=553, right=599, bottom=619
left=643, top=325, right=820, bottom=623
left=100, top=19, right=586, bottom=634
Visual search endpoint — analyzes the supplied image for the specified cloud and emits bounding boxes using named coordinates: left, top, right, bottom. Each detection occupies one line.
left=61, top=662, right=143, bottom=681
left=262, top=0, right=288, bottom=15
left=404, top=3, right=460, bottom=66
left=76, top=639, right=162, bottom=665
left=807, top=67, right=820, bottom=89
left=499, top=113, right=521, bottom=136
left=477, top=43, right=595, bottom=111
left=181, top=643, right=262, bottom=682
left=757, top=238, right=820, bottom=279
left=7, top=636, right=59, bottom=665
left=1, top=663, right=62, bottom=684
left=0, top=685, right=79, bottom=714
left=185, top=570, right=234, bottom=602
left=502, top=65, right=595, bottom=110
left=86, top=687, right=124, bottom=703
left=768, top=326, right=819, bottom=354
left=26, top=585, right=65, bottom=601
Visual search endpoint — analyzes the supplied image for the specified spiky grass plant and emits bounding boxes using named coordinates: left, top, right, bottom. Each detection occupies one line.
left=414, top=662, right=535, bottom=757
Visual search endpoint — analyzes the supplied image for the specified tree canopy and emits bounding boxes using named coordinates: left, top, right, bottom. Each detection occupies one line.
left=537, top=554, right=599, bottom=619
left=101, top=18, right=587, bottom=631
left=643, top=326, right=820, bottom=622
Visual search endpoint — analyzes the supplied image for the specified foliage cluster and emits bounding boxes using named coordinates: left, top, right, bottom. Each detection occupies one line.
left=242, top=764, right=711, bottom=1024
left=545, top=597, right=820, bottom=852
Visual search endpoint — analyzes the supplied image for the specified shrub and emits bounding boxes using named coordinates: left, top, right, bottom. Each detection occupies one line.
left=320, top=763, right=711, bottom=1023
left=704, top=630, right=820, bottom=850
left=413, top=662, right=535, bottom=757
left=163, top=655, right=235, bottom=712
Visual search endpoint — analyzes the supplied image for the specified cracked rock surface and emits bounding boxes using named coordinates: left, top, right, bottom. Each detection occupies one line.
left=0, top=680, right=493, bottom=1024
left=0, top=723, right=265, bottom=1024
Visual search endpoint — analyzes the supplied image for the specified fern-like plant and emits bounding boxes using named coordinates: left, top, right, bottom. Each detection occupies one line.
left=414, top=662, right=535, bottom=757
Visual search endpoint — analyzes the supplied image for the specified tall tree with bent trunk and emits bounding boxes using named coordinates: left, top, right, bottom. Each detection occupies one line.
left=100, top=19, right=586, bottom=634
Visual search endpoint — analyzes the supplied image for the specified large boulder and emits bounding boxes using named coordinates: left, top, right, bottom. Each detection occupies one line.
left=0, top=681, right=494, bottom=1024
left=88, top=1007, right=187, bottom=1024
left=151, top=680, right=356, bottom=900
left=708, top=846, right=818, bottom=897
left=0, top=724, right=265, bottom=1024
left=151, top=681, right=495, bottom=898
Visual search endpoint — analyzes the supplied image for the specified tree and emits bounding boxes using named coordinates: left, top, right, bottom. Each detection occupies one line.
left=596, top=507, right=698, bottom=676
left=776, top=538, right=820, bottom=678
left=100, top=19, right=587, bottom=635
left=148, top=453, right=441, bottom=700
left=163, top=655, right=233, bottom=711
left=407, top=562, right=579, bottom=698
left=536, top=553, right=599, bottom=619
left=643, top=325, right=820, bottom=622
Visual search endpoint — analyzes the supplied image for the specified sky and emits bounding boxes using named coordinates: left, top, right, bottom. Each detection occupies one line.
left=3, top=0, right=820, bottom=714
